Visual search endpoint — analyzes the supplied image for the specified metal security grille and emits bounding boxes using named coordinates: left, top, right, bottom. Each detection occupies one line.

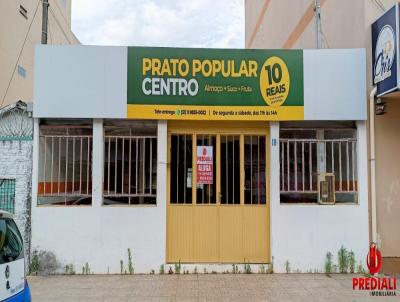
left=170, top=135, right=193, bottom=204
left=244, top=136, right=266, bottom=204
left=279, top=139, right=357, bottom=193
left=38, top=135, right=92, bottom=205
left=220, top=135, right=240, bottom=204
left=103, top=136, right=157, bottom=205
left=0, top=179, right=15, bottom=213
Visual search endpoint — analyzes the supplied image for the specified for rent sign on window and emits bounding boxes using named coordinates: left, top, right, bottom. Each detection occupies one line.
left=197, top=146, right=213, bottom=184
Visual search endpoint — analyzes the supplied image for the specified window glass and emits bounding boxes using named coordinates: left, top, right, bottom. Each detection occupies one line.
left=280, top=128, right=357, bottom=204
left=0, top=219, right=23, bottom=265
left=103, top=122, right=157, bottom=205
left=220, top=136, right=240, bottom=204
left=170, top=135, right=192, bottom=204
left=244, top=136, right=266, bottom=204
left=280, top=129, right=316, bottom=139
left=324, top=129, right=356, bottom=139
left=38, top=124, right=93, bottom=206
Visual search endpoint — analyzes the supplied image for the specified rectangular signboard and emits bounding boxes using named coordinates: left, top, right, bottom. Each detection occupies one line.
left=196, top=146, right=213, bottom=184
left=371, top=4, right=399, bottom=97
left=127, top=47, right=304, bottom=120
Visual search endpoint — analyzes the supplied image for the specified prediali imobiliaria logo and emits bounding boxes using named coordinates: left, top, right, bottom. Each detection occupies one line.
left=352, top=243, right=397, bottom=297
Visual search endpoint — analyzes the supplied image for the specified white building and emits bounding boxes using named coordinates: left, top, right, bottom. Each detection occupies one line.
left=31, top=45, right=368, bottom=273
left=0, top=0, right=78, bottom=264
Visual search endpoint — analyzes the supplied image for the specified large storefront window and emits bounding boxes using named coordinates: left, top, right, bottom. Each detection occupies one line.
left=103, top=121, right=157, bottom=205
left=280, top=123, right=358, bottom=204
left=38, top=120, right=93, bottom=206
left=169, top=132, right=269, bottom=205
left=167, top=125, right=270, bottom=264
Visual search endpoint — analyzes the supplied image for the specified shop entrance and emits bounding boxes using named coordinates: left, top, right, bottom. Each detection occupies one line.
left=167, top=122, right=270, bottom=263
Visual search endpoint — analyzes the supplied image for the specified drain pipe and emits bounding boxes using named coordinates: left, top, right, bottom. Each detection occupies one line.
left=369, top=86, right=377, bottom=244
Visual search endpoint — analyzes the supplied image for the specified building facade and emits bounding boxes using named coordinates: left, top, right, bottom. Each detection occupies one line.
left=31, top=45, right=367, bottom=273
left=0, top=0, right=79, bottom=108
left=245, top=0, right=400, bottom=264
left=0, top=0, right=79, bottom=263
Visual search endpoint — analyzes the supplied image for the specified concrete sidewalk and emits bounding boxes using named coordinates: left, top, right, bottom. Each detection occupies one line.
left=28, top=274, right=399, bottom=302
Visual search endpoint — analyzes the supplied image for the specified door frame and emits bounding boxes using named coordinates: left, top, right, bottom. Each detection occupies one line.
left=166, top=121, right=271, bottom=263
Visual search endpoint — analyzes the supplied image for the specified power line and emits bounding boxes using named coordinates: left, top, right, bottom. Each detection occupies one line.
left=49, top=6, right=73, bottom=44
left=372, top=0, right=385, bottom=12
left=50, top=0, right=71, bottom=31
left=322, top=30, right=330, bottom=48
left=48, top=13, right=53, bottom=44
left=0, top=0, right=41, bottom=109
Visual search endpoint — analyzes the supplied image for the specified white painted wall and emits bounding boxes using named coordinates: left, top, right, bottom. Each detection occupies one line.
left=33, top=45, right=127, bottom=119
left=33, top=46, right=367, bottom=122
left=31, top=120, right=167, bottom=273
left=303, top=49, right=367, bottom=121
left=270, top=121, right=369, bottom=273
left=31, top=118, right=369, bottom=273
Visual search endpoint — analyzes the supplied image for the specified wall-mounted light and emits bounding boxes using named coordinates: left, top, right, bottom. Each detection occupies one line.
left=375, top=98, right=386, bottom=115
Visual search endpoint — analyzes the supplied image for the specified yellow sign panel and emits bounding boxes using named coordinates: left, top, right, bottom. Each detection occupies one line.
left=127, top=104, right=304, bottom=121
left=259, top=56, right=290, bottom=107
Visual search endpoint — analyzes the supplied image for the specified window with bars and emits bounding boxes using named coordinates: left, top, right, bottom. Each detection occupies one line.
left=169, top=133, right=268, bottom=205
left=38, top=123, right=92, bottom=206
left=103, top=122, right=157, bottom=205
left=0, top=179, right=15, bottom=213
left=280, top=128, right=358, bottom=204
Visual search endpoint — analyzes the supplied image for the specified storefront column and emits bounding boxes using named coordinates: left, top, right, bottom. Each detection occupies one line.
left=157, top=121, right=168, bottom=263
left=356, top=120, right=369, bottom=248
left=92, top=118, right=104, bottom=207
left=31, top=118, right=40, bottom=207
left=269, top=121, right=279, bottom=263
left=157, top=120, right=167, bottom=261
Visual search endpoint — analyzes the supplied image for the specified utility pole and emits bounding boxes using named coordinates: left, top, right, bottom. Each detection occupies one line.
left=41, top=0, right=49, bottom=44
left=314, top=0, right=322, bottom=49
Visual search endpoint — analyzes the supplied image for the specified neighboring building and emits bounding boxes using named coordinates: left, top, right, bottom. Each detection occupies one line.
left=31, top=45, right=367, bottom=273
left=245, top=0, right=400, bottom=269
left=0, top=0, right=79, bottom=263
left=0, top=0, right=79, bottom=108
left=0, top=101, right=32, bottom=258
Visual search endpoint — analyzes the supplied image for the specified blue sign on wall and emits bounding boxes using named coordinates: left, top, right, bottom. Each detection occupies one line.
left=372, top=4, right=398, bottom=97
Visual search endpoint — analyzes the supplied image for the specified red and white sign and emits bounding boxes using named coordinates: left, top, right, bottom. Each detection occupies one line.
left=197, top=146, right=213, bottom=184
left=352, top=243, right=397, bottom=297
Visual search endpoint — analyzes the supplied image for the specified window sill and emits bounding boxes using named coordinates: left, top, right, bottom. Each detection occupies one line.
left=279, top=202, right=359, bottom=206
left=102, top=204, right=157, bottom=207
left=36, top=205, right=92, bottom=207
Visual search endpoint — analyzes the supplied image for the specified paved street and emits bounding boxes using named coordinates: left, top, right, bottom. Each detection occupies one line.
left=28, top=274, right=399, bottom=302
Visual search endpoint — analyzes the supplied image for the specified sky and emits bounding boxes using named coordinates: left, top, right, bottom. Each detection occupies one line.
left=71, top=0, right=244, bottom=48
